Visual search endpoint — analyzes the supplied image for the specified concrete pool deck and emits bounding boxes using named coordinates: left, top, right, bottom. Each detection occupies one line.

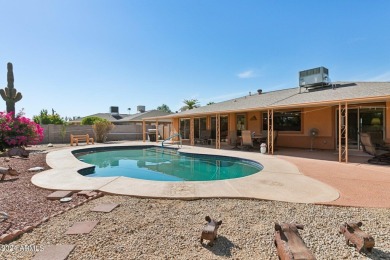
left=31, top=142, right=339, bottom=204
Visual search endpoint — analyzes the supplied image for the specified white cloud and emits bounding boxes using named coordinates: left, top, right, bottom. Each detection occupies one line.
left=237, top=70, right=256, bottom=79
left=368, top=71, right=390, bottom=82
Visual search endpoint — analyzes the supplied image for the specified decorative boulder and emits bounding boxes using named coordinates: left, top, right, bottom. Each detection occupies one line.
left=28, top=167, right=45, bottom=172
left=7, top=147, right=29, bottom=158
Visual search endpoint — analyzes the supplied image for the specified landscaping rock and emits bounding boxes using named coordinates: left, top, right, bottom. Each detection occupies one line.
left=28, top=166, right=45, bottom=172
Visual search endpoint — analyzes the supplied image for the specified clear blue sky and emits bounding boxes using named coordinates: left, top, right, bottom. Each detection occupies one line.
left=1, top=0, right=389, bottom=119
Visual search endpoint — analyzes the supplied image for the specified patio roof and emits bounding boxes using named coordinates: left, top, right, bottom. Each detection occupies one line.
left=144, top=81, right=390, bottom=120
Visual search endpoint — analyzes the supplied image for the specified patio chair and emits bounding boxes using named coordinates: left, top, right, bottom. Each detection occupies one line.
left=367, top=131, right=390, bottom=149
left=360, top=133, right=389, bottom=156
left=197, top=130, right=211, bottom=145
left=228, top=130, right=240, bottom=150
left=360, top=133, right=390, bottom=165
left=240, top=130, right=254, bottom=150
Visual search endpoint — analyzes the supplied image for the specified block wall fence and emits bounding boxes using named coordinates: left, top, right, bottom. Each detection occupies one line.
left=40, top=124, right=160, bottom=144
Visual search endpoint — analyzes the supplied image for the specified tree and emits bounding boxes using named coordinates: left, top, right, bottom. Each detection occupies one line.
left=180, top=99, right=200, bottom=111
left=0, top=63, right=22, bottom=118
left=207, top=102, right=215, bottom=105
left=33, top=109, right=64, bottom=125
left=156, top=104, right=172, bottom=113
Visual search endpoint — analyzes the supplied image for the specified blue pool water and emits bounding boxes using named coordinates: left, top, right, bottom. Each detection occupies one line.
left=75, top=146, right=263, bottom=181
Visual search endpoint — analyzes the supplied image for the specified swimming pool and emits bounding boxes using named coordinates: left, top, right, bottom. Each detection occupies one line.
left=75, top=146, right=263, bottom=181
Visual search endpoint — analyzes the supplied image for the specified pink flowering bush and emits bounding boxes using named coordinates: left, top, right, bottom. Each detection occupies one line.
left=0, top=111, right=44, bottom=151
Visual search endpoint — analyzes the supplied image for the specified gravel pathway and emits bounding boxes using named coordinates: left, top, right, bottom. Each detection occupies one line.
left=2, top=196, right=390, bottom=259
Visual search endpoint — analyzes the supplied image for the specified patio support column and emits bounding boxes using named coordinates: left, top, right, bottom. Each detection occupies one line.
left=267, top=109, right=274, bottom=154
left=155, top=120, right=159, bottom=143
left=142, top=120, right=146, bottom=142
left=216, top=113, right=221, bottom=149
left=338, top=102, right=349, bottom=163
left=190, top=117, right=194, bottom=146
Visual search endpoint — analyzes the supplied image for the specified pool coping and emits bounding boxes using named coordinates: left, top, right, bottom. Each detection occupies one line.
left=31, top=142, right=340, bottom=204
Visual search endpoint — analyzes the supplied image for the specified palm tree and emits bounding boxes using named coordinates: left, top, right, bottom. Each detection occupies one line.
left=156, top=104, right=172, bottom=113
left=180, top=99, right=200, bottom=111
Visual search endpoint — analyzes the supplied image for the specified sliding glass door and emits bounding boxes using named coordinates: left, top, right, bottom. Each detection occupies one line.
left=336, top=107, right=385, bottom=149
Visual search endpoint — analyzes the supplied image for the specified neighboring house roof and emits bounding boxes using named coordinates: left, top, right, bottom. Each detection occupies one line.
left=70, top=113, right=131, bottom=123
left=118, top=110, right=172, bottom=122
left=145, top=81, right=390, bottom=119
left=71, top=110, right=172, bottom=124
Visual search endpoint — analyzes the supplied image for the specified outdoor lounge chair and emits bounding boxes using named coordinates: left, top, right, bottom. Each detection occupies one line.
left=240, top=130, right=254, bottom=150
left=360, top=132, right=390, bottom=165
left=367, top=131, right=390, bottom=149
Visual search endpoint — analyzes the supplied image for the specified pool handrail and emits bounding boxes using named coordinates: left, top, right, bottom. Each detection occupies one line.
left=162, top=133, right=182, bottom=148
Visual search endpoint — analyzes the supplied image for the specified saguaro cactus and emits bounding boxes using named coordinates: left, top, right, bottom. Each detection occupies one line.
left=1, top=62, right=22, bottom=117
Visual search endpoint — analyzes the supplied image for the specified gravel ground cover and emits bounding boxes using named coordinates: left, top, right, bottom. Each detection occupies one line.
left=0, top=152, right=88, bottom=237
left=2, top=196, right=390, bottom=259
left=1, top=148, right=390, bottom=259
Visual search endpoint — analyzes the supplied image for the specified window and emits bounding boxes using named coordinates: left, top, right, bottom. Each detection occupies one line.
left=236, top=114, right=246, bottom=136
left=179, top=119, right=190, bottom=139
left=263, top=111, right=301, bottom=131
left=194, top=117, right=207, bottom=139
left=210, top=115, right=228, bottom=140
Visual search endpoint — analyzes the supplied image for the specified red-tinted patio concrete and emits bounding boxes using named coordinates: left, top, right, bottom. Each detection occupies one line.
left=277, top=149, right=390, bottom=208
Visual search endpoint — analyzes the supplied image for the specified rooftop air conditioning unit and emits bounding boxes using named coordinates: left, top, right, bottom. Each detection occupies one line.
left=137, top=105, right=146, bottom=113
left=299, top=67, right=329, bottom=88
left=110, top=106, right=119, bottom=115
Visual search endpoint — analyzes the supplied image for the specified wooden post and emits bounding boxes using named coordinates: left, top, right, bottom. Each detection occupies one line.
left=142, top=120, right=146, bottom=142
left=338, top=103, right=348, bottom=162
left=216, top=113, right=220, bottom=149
left=190, top=117, right=194, bottom=146
left=267, top=109, right=274, bottom=154
left=155, top=120, right=159, bottom=143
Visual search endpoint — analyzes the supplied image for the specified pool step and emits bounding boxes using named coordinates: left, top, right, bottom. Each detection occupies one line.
left=145, top=147, right=179, bottom=156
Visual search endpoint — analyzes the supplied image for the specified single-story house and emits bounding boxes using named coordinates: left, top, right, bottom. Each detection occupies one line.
left=143, top=78, right=390, bottom=163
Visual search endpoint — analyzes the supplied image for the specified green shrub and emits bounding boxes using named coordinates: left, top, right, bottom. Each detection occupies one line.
left=92, top=120, right=114, bottom=143
left=81, top=116, right=104, bottom=125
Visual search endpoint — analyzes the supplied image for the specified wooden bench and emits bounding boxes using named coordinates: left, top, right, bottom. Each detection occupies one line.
left=70, top=134, right=94, bottom=146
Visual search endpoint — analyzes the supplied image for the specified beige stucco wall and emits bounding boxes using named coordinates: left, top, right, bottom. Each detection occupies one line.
left=386, top=101, right=390, bottom=142
left=247, top=111, right=261, bottom=135
left=270, top=107, right=335, bottom=150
